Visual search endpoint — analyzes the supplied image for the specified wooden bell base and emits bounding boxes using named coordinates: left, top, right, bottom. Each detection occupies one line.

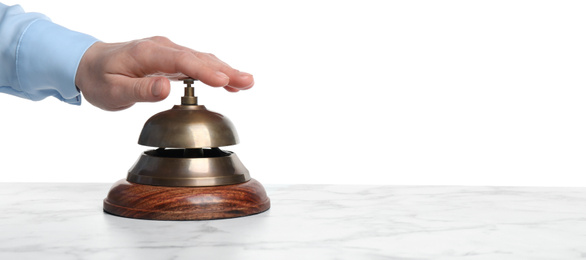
left=103, top=178, right=270, bottom=220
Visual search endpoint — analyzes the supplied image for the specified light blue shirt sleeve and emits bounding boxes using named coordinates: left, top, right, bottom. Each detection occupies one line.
left=0, top=3, right=99, bottom=105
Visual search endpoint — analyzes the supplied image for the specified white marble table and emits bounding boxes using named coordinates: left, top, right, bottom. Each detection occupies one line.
left=0, top=183, right=585, bottom=259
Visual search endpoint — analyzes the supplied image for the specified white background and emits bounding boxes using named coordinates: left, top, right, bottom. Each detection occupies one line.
left=1, top=0, right=586, bottom=186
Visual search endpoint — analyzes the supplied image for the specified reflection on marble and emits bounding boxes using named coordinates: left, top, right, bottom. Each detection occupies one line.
left=0, top=183, right=586, bottom=259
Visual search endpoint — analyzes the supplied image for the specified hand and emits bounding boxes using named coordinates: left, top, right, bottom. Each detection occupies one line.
left=75, top=36, right=254, bottom=111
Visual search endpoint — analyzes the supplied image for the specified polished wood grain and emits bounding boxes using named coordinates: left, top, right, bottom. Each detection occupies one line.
left=103, top=179, right=270, bottom=220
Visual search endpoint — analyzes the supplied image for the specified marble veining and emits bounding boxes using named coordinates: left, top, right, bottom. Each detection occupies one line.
left=0, top=183, right=585, bottom=259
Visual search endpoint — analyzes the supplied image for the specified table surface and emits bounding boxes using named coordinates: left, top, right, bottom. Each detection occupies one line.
left=1, top=183, right=585, bottom=260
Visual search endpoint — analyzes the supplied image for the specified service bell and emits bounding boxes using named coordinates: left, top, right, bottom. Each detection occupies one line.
left=103, top=79, right=270, bottom=220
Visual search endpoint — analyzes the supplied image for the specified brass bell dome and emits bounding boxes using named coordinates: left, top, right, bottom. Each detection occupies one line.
left=138, top=104, right=239, bottom=149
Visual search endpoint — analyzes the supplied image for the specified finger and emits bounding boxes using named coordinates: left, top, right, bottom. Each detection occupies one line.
left=224, top=86, right=240, bottom=92
left=191, top=52, right=255, bottom=90
left=226, top=71, right=254, bottom=90
left=115, top=76, right=171, bottom=105
left=176, top=51, right=233, bottom=87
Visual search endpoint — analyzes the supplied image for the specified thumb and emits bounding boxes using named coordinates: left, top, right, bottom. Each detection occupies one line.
left=123, top=77, right=171, bottom=104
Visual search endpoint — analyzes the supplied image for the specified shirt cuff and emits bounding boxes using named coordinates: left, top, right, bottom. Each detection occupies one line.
left=16, top=19, right=99, bottom=105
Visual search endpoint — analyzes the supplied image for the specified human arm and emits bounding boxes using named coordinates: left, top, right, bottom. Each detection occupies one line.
left=0, top=3, right=98, bottom=104
left=1, top=4, right=254, bottom=111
